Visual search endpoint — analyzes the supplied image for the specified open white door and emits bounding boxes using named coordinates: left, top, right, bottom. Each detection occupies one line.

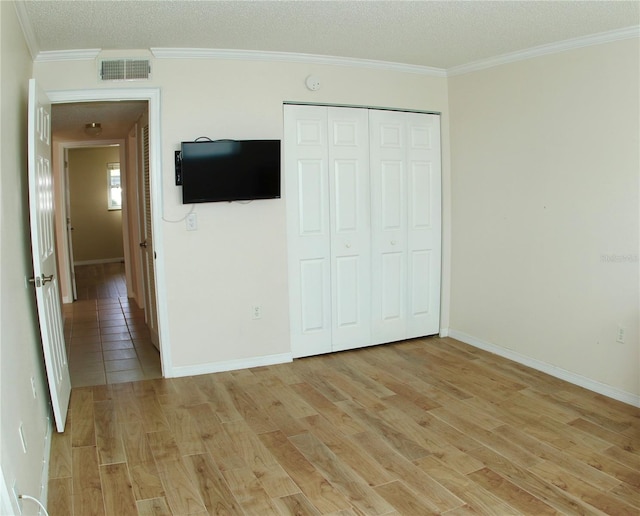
left=28, top=79, right=71, bottom=432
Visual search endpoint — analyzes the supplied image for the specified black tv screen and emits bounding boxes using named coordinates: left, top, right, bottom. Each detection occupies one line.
left=180, top=140, right=281, bottom=204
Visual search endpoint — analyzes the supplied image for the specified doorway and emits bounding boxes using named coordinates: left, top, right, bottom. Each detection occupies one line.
left=50, top=89, right=168, bottom=383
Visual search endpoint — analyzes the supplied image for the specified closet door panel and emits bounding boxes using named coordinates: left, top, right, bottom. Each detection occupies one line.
left=370, top=110, right=408, bottom=344
left=406, top=113, right=441, bottom=338
left=285, top=105, right=332, bottom=357
left=329, top=108, right=371, bottom=351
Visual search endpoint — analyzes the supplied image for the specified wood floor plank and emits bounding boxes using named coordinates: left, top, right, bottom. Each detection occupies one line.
left=289, top=431, right=395, bottom=515
left=136, top=497, right=172, bottom=516
left=259, top=430, right=351, bottom=513
left=291, top=382, right=366, bottom=436
left=100, top=462, right=138, bottom=516
left=301, top=414, right=396, bottom=488
left=47, top=477, right=72, bottom=516
left=49, top=412, right=72, bottom=478
left=530, top=458, right=638, bottom=515
left=271, top=492, right=323, bottom=515
left=94, top=399, right=126, bottom=464
left=186, top=402, right=246, bottom=471
left=160, top=404, right=207, bottom=457
left=338, top=400, right=431, bottom=462
left=222, top=466, right=281, bottom=515
left=183, top=452, right=243, bottom=515
left=146, top=431, right=208, bottom=514
left=414, top=455, right=520, bottom=514
left=223, top=378, right=280, bottom=434
left=374, top=480, right=441, bottom=515
left=467, top=444, right=609, bottom=515
left=242, top=381, right=309, bottom=436
left=251, top=462, right=302, bottom=498
left=569, top=417, right=640, bottom=454
left=120, top=420, right=165, bottom=501
left=190, top=374, right=243, bottom=423
left=72, top=446, right=105, bottom=516
left=467, top=467, right=557, bottom=515
left=71, top=388, right=96, bottom=448
left=354, top=431, right=465, bottom=512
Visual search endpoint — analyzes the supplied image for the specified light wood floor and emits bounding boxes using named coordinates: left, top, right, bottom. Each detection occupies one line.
left=48, top=337, right=640, bottom=515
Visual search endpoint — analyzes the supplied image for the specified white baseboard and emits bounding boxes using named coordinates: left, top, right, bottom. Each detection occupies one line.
left=74, top=257, right=124, bottom=266
left=169, top=352, right=293, bottom=378
left=447, top=329, right=640, bottom=408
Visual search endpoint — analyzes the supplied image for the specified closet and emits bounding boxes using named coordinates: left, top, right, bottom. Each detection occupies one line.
left=285, top=104, right=441, bottom=358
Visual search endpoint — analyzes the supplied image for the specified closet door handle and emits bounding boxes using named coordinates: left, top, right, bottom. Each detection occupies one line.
left=391, top=240, right=397, bottom=246
left=345, top=243, right=352, bottom=248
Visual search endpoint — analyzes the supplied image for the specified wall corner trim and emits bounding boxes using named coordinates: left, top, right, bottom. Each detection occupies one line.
left=447, top=329, right=640, bottom=408
left=168, top=352, right=293, bottom=378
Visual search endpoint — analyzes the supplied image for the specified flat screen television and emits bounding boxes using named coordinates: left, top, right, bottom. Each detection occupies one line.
left=180, top=139, right=281, bottom=204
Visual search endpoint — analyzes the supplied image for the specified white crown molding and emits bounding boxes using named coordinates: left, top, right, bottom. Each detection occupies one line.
left=13, top=1, right=39, bottom=59
left=151, top=47, right=448, bottom=77
left=34, top=49, right=101, bottom=62
left=28, top=26, right=638, bottom=75
left=447, top=25, right=640, bottom=77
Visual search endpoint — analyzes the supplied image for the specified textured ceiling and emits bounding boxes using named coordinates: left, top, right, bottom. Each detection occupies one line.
left=52, top=101, right=148, bottom=142
left=24, top=0, right=639, bottom=142
left=21, top=1, right=640, bottom=69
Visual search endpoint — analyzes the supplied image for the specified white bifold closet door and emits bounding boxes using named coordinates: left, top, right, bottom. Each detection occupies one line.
left=369, top=109, right=441, bottom=345
left=285, top=105, right=440, bottom=359
left=285, top=105, right=371, bottom=357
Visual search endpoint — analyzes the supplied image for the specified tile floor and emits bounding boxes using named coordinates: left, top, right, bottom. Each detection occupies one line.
left=63, top=265, right=162, bottom=387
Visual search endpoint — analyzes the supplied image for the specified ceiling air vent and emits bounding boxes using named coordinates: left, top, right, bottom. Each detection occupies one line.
left=99, top=59, right=151, bottom=81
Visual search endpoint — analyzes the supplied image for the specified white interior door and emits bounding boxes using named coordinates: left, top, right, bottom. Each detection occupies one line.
left=285, top=105, right=332, bottom=357
left=139, top=125, right=159, bottom=348
left=328, top=108, right=372, bottom=352
left=28, top=79, right=71, bottom=432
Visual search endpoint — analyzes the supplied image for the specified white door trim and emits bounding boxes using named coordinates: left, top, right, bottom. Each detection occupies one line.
left=47, top=88, right=172, bottom=377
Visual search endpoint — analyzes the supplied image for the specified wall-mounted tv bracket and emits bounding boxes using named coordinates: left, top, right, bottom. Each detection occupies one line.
left=175, top=151, right=182, bottom=185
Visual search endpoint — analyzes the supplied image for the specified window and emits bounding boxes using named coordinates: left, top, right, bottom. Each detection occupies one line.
left=107, top=162, right=122, bottom=210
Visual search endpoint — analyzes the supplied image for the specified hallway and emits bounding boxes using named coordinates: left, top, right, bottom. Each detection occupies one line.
left=63, top=263, right=161, bottom=387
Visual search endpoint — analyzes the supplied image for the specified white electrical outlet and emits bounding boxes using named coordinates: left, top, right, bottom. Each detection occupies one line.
left=252, top=305, right=262, bottom=320
left=616, top=325, right=625, bottom=344
left=186, top=213, right=197, bottom=231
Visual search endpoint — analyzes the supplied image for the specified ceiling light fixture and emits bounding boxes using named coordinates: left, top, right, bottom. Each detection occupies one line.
left=84, top=122, right=102, bottom=136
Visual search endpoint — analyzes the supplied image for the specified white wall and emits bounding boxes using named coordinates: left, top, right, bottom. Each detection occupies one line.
left=68, top=146, right=124, bottom=262
left=449, top=38, right=639, bottom=402
left=34, top=54, right=452, bottom=373
left=1, top=2, right=53, bottom=512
